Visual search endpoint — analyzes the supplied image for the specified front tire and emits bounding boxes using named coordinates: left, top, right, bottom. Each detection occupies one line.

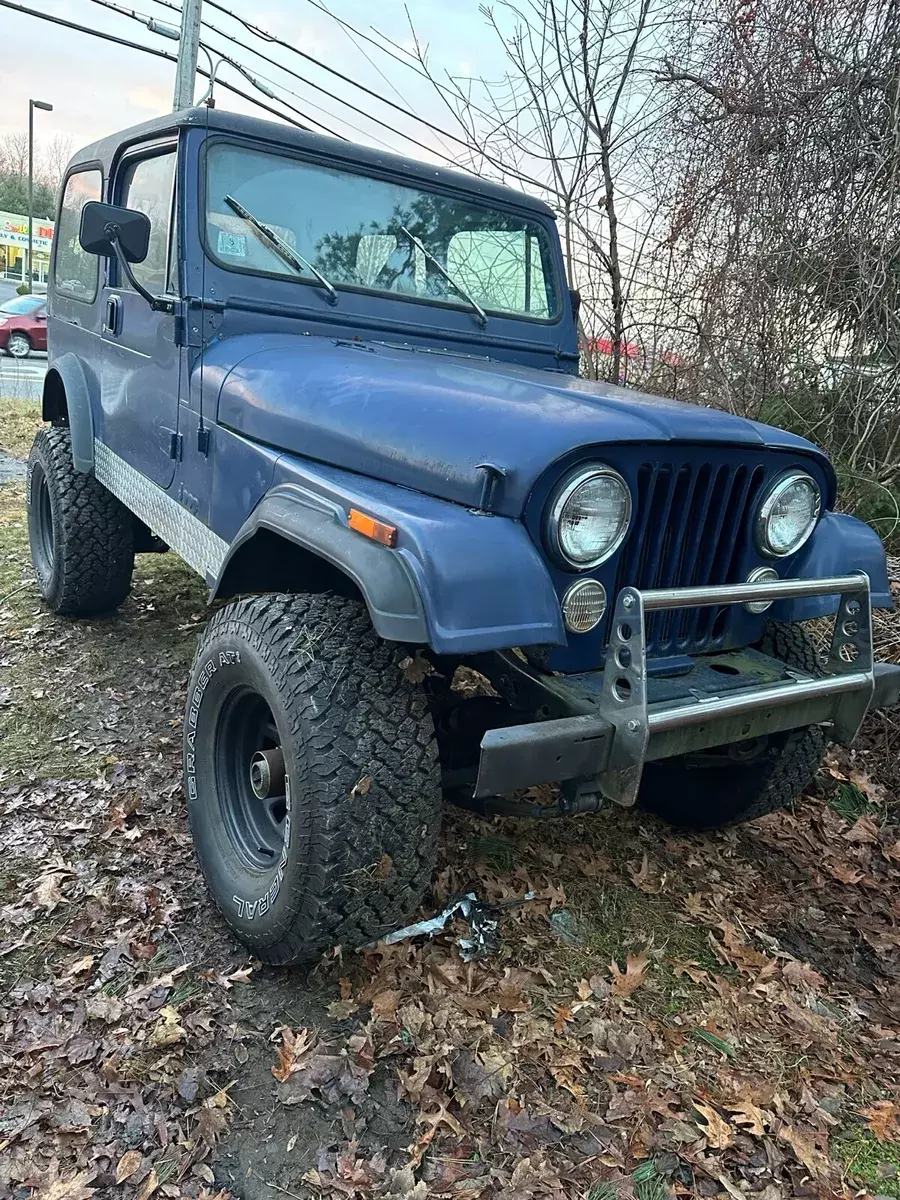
left=639, top=623, right=826, bottom=829
left=184, top=592, right=443, bottom=965
left=27, top=427, right=135, bottom=616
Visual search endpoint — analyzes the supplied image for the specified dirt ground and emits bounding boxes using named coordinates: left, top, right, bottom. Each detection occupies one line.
left=2, top=401, right=900, bottom=1200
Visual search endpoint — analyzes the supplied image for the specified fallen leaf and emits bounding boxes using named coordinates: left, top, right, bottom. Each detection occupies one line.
left=146, top=1006, right=185, bottom=1049
left=370, top=989, right=401, bottom=1022
left=609, top=948, right=650, bottom=997
left=35, top=1171, right=95, bottom=1200
left=350, top=775, right=372, bottom=799
left=327, top=999, right=359, bottom=1020
left=32, top=872, right=69, bottom=911
left=782, top=960, right=827, bottom=991
left=135, top=1168, right=158, bottom=1200
left=726, top=1097, right=769, bottom=1137
left=844, top=815, right=878, bottom=843
left=115, top=1151, right=142, bottom=1185
left=376, top=854, right=393, bottom=880
left=575, top=978, right=593, bottom=1001
left=882, top=839, right=900, bottom=862
left=63, top=955, right=94, bottom=979
left=553, top=1005, right=573, bottom=1034
left=860, top=1099, right=900, bottom=1142
left=628, top=853, right=665, bottom=893
left=826, top=861, right=865, bottom=884
left=694, top=1101, right=734, bottom=1150
left=399, top=653, right=431, bottom=684
left=778, top=1124, right=830, bottom=1177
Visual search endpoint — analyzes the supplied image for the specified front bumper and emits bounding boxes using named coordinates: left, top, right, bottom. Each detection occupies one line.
left=473, top=572, right=900, bottom=808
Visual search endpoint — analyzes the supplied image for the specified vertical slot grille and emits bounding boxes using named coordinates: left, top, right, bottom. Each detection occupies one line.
left=615, top=459, right=767, bottom=655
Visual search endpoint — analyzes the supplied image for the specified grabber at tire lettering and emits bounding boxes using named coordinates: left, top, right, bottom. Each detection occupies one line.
left=183, top=590, right=443, bottom=965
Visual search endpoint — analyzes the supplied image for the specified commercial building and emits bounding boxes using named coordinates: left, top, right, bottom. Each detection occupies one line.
left=0, top=210, right=54, bottom=284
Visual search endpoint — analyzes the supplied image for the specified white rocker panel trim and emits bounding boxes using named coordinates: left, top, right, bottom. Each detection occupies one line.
left=93, top=440, right=228, bottom=582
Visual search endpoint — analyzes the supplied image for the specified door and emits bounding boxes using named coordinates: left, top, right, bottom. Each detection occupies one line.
left=100, top=144, right=182, bottom=489
left=48, top=166, right=105, bottom=410
left=32, top=303, right=47, bottom=351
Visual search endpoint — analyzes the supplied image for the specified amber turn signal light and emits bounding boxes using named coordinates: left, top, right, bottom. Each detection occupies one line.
left=348, top=508, right=397, bottom=547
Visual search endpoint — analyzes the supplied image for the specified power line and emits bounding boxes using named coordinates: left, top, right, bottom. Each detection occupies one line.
left=81, top=0, right=342, bottom=137
left=199, top=0, right=481, bottom=158
left=0, top=0, right=313, bottom=130
left=144, top=0, right=565, bottom=198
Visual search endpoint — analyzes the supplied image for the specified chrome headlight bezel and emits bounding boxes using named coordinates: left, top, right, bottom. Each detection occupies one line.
left=755, top=470, right=822, bottom=559
left=546, top=464, right=633, bottom=569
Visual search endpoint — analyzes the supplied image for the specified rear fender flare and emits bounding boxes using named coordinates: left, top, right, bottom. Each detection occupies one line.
left=42, top=354, right=94, bottom=474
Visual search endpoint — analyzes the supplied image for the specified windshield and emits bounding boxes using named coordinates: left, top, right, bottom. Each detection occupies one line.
left=205, top=143, right=560, bottom=321
left=1, top=296, right=44, bottom=315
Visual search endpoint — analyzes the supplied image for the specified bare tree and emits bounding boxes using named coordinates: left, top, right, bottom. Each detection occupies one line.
left=407, top=0, right=678, bottom=383
left=654, top=0, right=900, bottom=533
left=40, top=134, right=74, bottom=192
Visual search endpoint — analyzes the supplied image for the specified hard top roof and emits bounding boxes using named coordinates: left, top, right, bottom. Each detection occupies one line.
left=68, top=107, right=556, bottom=219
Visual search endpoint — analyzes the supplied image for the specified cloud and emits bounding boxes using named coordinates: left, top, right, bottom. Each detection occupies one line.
left=127, top=85, right=169, bottom=114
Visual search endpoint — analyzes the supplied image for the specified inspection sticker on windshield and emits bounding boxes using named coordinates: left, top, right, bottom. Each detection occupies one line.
left=217, top=230, right=247, bottom=257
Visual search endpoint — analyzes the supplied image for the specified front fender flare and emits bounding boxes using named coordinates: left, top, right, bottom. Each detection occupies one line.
left=212, top=486, right=429, bottom=644
left=42, top=354, right=94, bottom=474
left=771, top=510, right=893, bottom=621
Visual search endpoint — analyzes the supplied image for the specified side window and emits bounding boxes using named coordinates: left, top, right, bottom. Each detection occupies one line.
left=120, top=150, right=177, bottom=294
left=54, top=169, right=102, bottom=302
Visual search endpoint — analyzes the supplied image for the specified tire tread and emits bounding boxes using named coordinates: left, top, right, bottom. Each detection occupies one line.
left=28, top=426, right=134, bottom=616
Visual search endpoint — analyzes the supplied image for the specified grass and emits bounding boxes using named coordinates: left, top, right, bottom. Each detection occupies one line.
left=835, top=1127, right=900, bottom=1198
left=0, top=397, right=42, bottom=459
left=0, top=408, right=206, bottom=782
left=828, top=779, right=874, bottom=823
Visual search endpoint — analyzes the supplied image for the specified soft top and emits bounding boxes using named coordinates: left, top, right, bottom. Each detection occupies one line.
left=67, top=106, right=556, bottom=219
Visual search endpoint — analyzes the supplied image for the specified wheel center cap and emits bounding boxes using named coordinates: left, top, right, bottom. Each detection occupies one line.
left=249, top=747, right=285, bottom=799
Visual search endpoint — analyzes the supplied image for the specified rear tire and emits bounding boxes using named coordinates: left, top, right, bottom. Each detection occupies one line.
left=183, top=592, right=443, bottom=965
left=639, top=623, right=826, bottom=829
left=27, top=427, right=134, bottom=616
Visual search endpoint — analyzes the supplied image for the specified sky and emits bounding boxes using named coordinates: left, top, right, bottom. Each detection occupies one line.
left=0, top=0, right=493, bottom=169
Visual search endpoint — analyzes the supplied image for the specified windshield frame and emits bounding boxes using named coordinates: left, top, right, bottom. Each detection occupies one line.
left=199, top=136, right=563, bottom=326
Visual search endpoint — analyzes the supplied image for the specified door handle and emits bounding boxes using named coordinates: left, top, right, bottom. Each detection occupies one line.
left=104, top=294, right=121, bottom=336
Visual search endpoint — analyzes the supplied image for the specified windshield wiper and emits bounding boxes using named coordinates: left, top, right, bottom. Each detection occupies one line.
left=224, top=195, right=338, bottom=307
left=399, top=224, right=487, bottom=328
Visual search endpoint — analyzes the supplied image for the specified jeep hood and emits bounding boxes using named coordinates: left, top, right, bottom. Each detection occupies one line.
left=209, top=333, right=831, bottom=516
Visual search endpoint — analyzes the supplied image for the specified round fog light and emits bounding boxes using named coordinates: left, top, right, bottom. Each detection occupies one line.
left=744, top=566, right=779, bottom=613
left=562, top=579, right=607, bottom=633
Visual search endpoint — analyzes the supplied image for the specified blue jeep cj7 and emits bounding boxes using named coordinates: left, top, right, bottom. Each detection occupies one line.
left=27, top=107, right=900, bottom=963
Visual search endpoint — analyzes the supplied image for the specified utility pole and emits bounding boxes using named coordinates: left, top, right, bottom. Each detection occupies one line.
left=172, top=0, right=202, bottom=110
left=27, top=99, right=53, bottom=291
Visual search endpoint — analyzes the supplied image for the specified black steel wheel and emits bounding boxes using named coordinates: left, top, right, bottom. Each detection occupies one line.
left=28, top=457, right=55, bottom=581
left=215, top=689, right=287, bottom=869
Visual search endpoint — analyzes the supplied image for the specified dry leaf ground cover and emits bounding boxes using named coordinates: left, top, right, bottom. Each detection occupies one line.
left=1, top=399, right=900, bottom=1200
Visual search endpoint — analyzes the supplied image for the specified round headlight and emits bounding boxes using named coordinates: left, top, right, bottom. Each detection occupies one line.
left=549, top=466, right=632, bottom=568
left=756, top=472, right=821, bottom=558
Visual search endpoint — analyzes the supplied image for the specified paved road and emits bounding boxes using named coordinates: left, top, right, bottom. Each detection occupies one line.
left=0, top=354, right=47, bottom=401
left=0, top=280, right=21, bottom=307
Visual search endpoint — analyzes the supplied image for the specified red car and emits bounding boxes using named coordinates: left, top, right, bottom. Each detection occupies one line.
left=0, top=294, right=47, bottom=358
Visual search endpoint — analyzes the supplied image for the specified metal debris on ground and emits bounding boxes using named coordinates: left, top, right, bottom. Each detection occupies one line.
left=549, top=908, right=586, bottom=946
left=366, top=891, right=536, bottom=960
